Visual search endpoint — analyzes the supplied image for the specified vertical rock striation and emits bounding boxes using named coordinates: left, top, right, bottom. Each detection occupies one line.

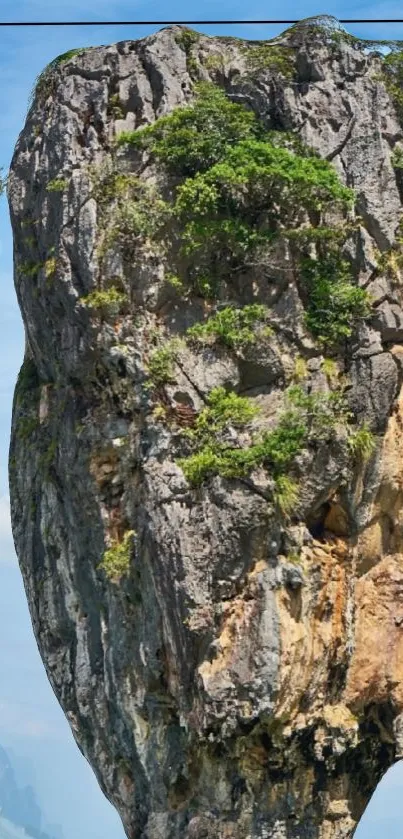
left=8, top=14, right=403, bottom=838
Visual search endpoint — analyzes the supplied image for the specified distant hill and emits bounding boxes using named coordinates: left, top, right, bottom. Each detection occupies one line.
left=0, top=814, right=31, bottom=839
left=0, top=747, right=63, bottom=839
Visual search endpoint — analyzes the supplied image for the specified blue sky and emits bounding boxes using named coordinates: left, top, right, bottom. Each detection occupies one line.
left=1, top=0, right=403, bottom=837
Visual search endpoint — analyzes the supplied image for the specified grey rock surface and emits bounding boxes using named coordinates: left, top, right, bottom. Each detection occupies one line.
left=8, top=15, right=403, bottom=839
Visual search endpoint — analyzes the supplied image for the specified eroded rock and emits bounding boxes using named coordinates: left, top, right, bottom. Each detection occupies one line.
left=8, top=15, right=403, bottom=839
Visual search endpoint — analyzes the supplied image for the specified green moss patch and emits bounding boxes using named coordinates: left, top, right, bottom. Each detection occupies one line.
left=239, top=42, right=296, bottom=78
left=46, top=178, right=69, bottom=192
left=100, top=530, right=135, bottom=581
left=81, top=286, right=128, bottom=315
left=146, top=338, right=185, bottom=386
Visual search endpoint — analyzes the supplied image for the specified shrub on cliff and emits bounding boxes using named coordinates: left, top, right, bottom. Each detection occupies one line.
left=186, top=304, right=272, bottom=349
left=100, top=530, right=136, bottom=581
left=116, top=82, right=261, bottom=176
left=116, top=83, right=369, bottom=345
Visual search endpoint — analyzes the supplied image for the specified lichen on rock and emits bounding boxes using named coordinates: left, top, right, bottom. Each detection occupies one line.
left=8, top=14, right=403, bottom=839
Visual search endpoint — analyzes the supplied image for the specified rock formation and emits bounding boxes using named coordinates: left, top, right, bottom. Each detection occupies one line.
left=8, top=13, right=403, bottom=838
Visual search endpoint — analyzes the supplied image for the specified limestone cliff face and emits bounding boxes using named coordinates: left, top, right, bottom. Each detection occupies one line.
left=8, top=14, right=403, bottom=839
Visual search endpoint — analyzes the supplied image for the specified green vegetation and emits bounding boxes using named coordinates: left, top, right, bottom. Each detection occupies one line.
left=175, top=28, right=200, bottom=52
left=81, top=286, right=128, bottom=315
left=19, top=260, right=42, bottom=278
left=14, top=360, right=41, bottom=422
left=185, top=387, right=259, bottom=441
left=147, top=338, right=184, bottom=386
left=89, top=168, right=141, bottom=202
left=262, top=130, right=321, bottom=159
left=321, top=357, right=339, bottom=384
left=44, top=256, right=57, bottom=278
left=165, top=272, right=186, bottom=293
left=48, top=48, right=85, bottom=67
left=177, top=383, right=370, bottom=509
left=32, top=48, right=85, bottom=104
left=284, top=16, right=388, bottom=53
left=171, top=129, right=355, bottom=299
left=114, top=84, right=368, bottom=343
left=16, top=358, right=40, bottom=392
left=152, top=404, right=168, bottom=421
left=287, top=551, right=302, bottom=565
left=328, top=29, right=359, bottom=48
left=283, top=223, right=355, bottom=245
left=108, top=93, right=125, bottom=119
left=187, top=304, right=272, bottom=349
left=178, top=447, right=221, bottom=485
left=173, top=139, right=354, bottom=269
left=18, top=252, right=58, bottom=287
left=374, top=220, right=403, bottom=284
left=174, top=28, right=200, bottom=77
left=379, top=48, right=403, bottom=120
left=16, top=415, right=38, bottom=440
left=100, top=530, right=135, bottom=581
left=116, top=83, right=261, bottom=176
left=178, top=388, right=306, bottom=501
left=392, top=146, right=403, bottom=169
left=46, top=178, right=69, bottom=192
left=301, top=251, right=371, bottom=344
left=88, top=166, right=172, bottom=263
left=239, top=42, right=296, bottom=78
left=272, top=475, right=299, bottom=515
left=287, top=384, right=376, bottom=458
left=376, top=247, right=403, bottom=283
left=204, top=53, right=228, bottom=73
left=293, top=356, right=308, bottom=382
left=113, top=188, right=170, bottom=243
left=39, top=439, right=58, bottom=476
left=347, top=423, right=376, bottom=461
left=285, top=384, right=350, bottom=436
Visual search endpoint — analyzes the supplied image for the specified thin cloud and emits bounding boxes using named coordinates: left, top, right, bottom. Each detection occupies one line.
left=0, top=700, right=61, bottom=739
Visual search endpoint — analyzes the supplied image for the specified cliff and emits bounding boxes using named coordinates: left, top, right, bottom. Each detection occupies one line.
left=8, top=14, right=403, bottom=838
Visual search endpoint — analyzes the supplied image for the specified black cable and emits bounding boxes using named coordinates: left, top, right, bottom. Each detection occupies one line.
left=0, top=19, right=403, bottom=26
